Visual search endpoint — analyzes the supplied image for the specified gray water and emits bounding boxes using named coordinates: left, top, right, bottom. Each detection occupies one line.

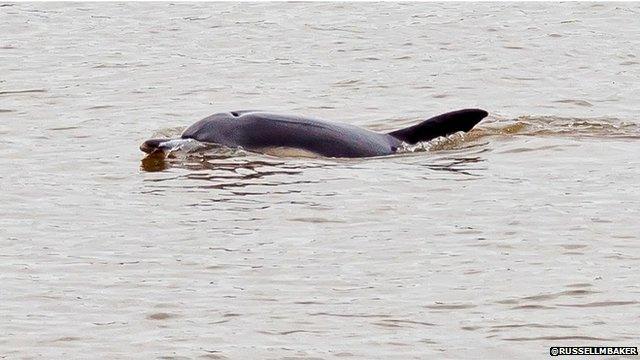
left=1, top=2, right=639, bottom=359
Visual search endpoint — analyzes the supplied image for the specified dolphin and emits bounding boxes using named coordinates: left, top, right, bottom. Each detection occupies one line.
left=140, top=109, right=488, bottom=158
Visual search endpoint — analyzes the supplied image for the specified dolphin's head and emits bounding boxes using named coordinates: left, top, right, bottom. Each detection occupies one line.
left=140, top=138, right=170, bottom=154
left=140, top=137, right=206, bottom=155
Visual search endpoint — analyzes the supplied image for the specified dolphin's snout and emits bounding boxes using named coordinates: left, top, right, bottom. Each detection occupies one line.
left=140, top=137, right=205, bottom=155
left=140, top=138, right=168, bottom=154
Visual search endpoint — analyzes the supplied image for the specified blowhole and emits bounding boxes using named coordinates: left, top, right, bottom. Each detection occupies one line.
left=230, top=111, right=239, bottom=117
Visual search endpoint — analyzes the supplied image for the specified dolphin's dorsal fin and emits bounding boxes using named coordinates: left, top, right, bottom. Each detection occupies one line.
left=388, top=109, right=488, bottom=144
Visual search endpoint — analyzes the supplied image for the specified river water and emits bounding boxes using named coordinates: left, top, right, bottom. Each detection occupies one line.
left=1, top=2, right=639, bottom=359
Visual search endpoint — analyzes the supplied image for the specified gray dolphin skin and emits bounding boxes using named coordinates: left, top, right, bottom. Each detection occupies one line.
left=140, top=108, right=488, bottom=158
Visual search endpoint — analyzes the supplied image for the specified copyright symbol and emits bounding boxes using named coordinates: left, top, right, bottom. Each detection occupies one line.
left=550, top=347, right=559, bottom=356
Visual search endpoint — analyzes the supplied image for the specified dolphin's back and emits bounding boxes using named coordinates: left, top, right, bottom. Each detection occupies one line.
left=181, top=111, right=399, bottom=158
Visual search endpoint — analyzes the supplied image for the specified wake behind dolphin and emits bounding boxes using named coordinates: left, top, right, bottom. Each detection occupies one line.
left=140, top=109, right=488, bottom=158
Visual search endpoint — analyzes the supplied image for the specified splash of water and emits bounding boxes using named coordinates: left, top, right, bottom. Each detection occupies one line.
left=480, top=116, right=640, bottom=139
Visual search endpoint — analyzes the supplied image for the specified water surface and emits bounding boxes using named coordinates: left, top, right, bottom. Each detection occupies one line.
left=1, top=2, right=639, bottom=359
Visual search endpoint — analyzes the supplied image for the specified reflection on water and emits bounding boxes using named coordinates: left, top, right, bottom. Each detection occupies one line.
left=140, top=152, right=170, bottom=172
left=140, top=132, right=490, bottom=189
